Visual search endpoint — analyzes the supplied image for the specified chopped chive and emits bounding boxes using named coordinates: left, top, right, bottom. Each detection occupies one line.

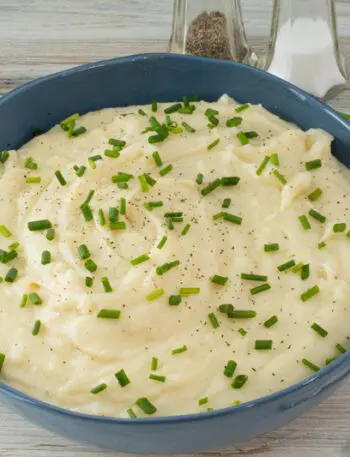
left=272, top=169, right=287, bottom=185
left=110, top=221, right=127, bottom=230
left=46, top=229, right=55, bottom=241
left=207, top=115, right=219, bottom=127
left=309, top=209, right=326, bottom=223
left=131, top=254, right=150, bottom=266
left=80, top=205, right=93, bottom=222
left=90, top=383, right=107, bottom=394
left=28, top=220, right=52, bottom=231
left=171, top=345, right=187, bottom=355
left=104, top=149, right=120, bottom=159
left=318, top=241, right=326, bottom=249
left=127, top=408, right=137, bottom=418
left=26, top=176, right=41, bottom=184
left=308, top=188, right=323, bottom=201
left=157, top=235, right=167, bottom=250
left=85, top=277, right=93, bottom=288
left=149, top=374, right=166, bottom=383
left=333, top=223, right=346, bottom=233
left=115, top=369, right=130, bottom=387
left=20, top=294, right=28, bottom=308
left=228, top=310, right=257, bottom=319
left=250, top=283, right=271, bottom=295
left=145, top=174, right=157, bottom=187
left=55, top=170, right=67, bottom=186
left=0, top=249, right=17, bottom=264
left=101, top=277, right=113, bottom=293
left=255, top=340, right=273, bottom=350
left=213, top=211, right=226, bottom=220
left=223, top=213, right=242, bottom=225
left=164, top=212, right=183, bottom=218
left=326, top=357, right=336, bottom=365
left=88, top=155, right=102, bottom=169
left=156, top=260, right=180, bottom=276
left=222, top=198, right=231, bottom=209
left=169, top=295, right=182, bottom=306
left=97, top=309, right=120, bottom=319
left=108, top=208, right=119, bottom=224
left=336, top=343, right=347, bottom=354
left=302, top=358, right=320, bottom=372
left=71, top=126, right=87, bottom=137
left=236, top=132, right=249, bottom=145
left=119, top=198, right=126, bottom=216
left=152, top=101, right=158, bottom=112
left=138, top=109, right=146, bottom=116
left=136, top=397, right=157, bottom=415
left=238, top=328, right=247, bottom=336
left=0, top=353, right=5, bottom=374
left=208, top=312, right=220, bottom=329
left=159, top=165, right=173, bottom=176
left=264, top=243, right=280, bottom=252
left=301, top=285, right=320, bottom=302
left=264, top=315, right=278, bottom=328
left=305, top=159, right=322, bottom=171
left=25, top=157, right=38, bottom=170
left=270, top=153, right=279, bottom=166
left=299, top=215, right=311, bottom=230
left=85, top=259, right=97, bottom=273
left=232, top=375, right=248, bottom=389
left=151, top=357, right=158, bottom=371
left=41, top=250, right=51, bottom=265
left=221, top=176, right=240, bottom=186
left=235, top=103, right=249, bottom=113
left=311, top=322, right=328, bottom=338
left=5, top=268, right=18, bottom=283
left=226, top=117, right=242, bottom=127
left=207, top=138, right=220, bottom=150
left=28, top=292, right=42, bottom=305
left=224, top=360, right=237, bottom=377
left=205, top=108, right=219, bottom=117
left=211, top=275, right=228, bottom=286
left=0, top=151, right=9, bottom=164
left=218, top=304, right=234, bottom=314
left=32, top=320, right=41, bottom=336
left=108, top=139, right=126, bottom=150
left=82, top=190, right=95, bottom=208
left=182, top=122, right=196, bottom=133
left=0, top=225, right=12, bottom=238
left=198, top=397, right=209, bottom=406
left=138, top=174, right=149, bottom=193
left=301, top=264, right=310, bottom=280
left=74, top=165, right=87, bottom=177
left=78, top=245, right=91, bottom=261
left=164, top=103, right=182, bottom=114
left=196, top=173, right=204, bottom=185
left=180, top=224, right=191, bottom=236
left=241, top=273, right=267, bottom=282
left=201, top=179, right=221, bottom=197
left=244, top=131, right=258, bottom=139
left=146, top=288, right=165, bottom=302
left=112, top=172, right=133, bottom=183
left=277, top=260, right=296, bottom=272
left=97, top=209, right=106, bottom=226
left=179, top=288, right=200, bottom=295
left=256, top=156, right=270, bottom=176
left=152, top=151, right=163, bottom=167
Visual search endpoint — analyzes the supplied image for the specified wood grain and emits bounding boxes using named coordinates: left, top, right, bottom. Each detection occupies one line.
left=1, top=1, right=350, bottom=456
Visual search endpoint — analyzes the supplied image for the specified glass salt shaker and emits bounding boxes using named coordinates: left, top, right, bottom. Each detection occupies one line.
left=264, top=0, right=349, bottom=100
left=168, top=0, right=256, bottom=64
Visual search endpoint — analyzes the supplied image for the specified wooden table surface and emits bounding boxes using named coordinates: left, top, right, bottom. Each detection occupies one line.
left=1, top=1, right=350, bottom=456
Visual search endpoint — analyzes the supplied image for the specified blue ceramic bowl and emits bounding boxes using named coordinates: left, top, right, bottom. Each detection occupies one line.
left=1, top=53, right=350, bottom=454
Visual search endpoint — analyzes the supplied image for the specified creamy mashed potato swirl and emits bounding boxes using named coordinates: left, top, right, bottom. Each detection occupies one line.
left=0, top=96, right=349, bottom=417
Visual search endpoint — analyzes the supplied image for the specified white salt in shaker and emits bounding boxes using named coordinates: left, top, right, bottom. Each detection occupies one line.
left=264, top=0, right=349, bottom=99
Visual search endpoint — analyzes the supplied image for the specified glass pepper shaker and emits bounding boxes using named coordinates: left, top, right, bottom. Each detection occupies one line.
left=168, top=0, right=256, bottom=64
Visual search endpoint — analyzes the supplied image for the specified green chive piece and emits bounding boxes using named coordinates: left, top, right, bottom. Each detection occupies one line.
left=78, top=244, right=91, bottom=261
left=29, top=292, right=42, bottom=305
left=5, top=268, right=18, bottom=283
left=164, top=212, right=183, bottom=218
left=152, top=151, right=163, bottom=167
left=145, top=174, right=157, bottom=187
left=182, top=122, right=196, bottom=133
left=144, top=201, right=163, bottom=211
left=171, top=345, right=187, bottom=355
left=96, top=209, right=105, bottom=226
left=292, top=263, right=304, bottom=273
left=208, top=312, right=220, bottom=329
left=222, top=198, right=231, bottom=209
left=255, top=340, right=273, bottom=350
left=108, top=207, right=119, bottom=224
left=226, top=117, right=242, bottom=128
left=114, top=369, right=130, bottom=388
left=270, top=153, right=280, bottom=166
left=224, top=360, right=237, bottom=377
left=318, top=241, right=326, bottom=249
left=238, top=328, right=247, bottom=336
left=211, top=275, right=228, bottom=286
left=116, top=182, right=128, bottom=189
left=325, top=357, right=336, bottom=366
left=336, top=343, right=347, bottom=354
left=208, top=138, right=220, bottom=150
left=164, top=103, right=182, bottom=114
left=104, top=149, right=120, bottom=159
left=136, top=397, right=157, bottom=415
left=250, top=283, right=271, bottom=295
left=302, top=358, right=320, bottom=372
left=181, top=224, right=191, bottom=236
left=149, top=374, right=166, bottom=383
left=232, top=375, right=248, bottom=389
left=277, top=260, right=296, bottom=272
left=55, top=170, right=67, bottom=186
left=235, top=103, right=249, bottom=113
left=131, top=254, right=150, bottom=266
left=41, top=250, right=51, bottom=265
left=46, top=229, right=55, bottom=241
left=236, top=132, right=249, bottom=145
left=272, top=169, right=287, bottom=185
left=308, top=188, right=323, bottom=201
left=26, top=176, right=41, bottom=184
left=333, top=223, right=347, bottom=233
left=25, top=157, right=38, bottom=170
left=32, top=320, right=41, bottom=336
left=157, top=235, right=168, bottom=250
left=299, top=215, right=311, bottom=230
left=28, top=220, right=52, bottom=231
left=101, top=277, right=113, bottom=293
left=151, top=357, right=158, bottom=371
left=85, top=259, right=97, bottom=273
left=8, top=242, right=19, bottom=251
left=169, top=295, right=182, bottom=306
left=311, top=322, right=328, bottom=338
left=80, top=205, right=93, bottom=222
left=119, top=198, right=126, bottom=216
left=85, top=277, right=93, bottom=288
left=179, top=288, right=200, bottom=295
left=201, top=179, right=221, bottom=196
left=196, top=173, right=204, bottom=185
left=301, top=285, right=320, bottom=302
left=212, top=211, right=226, bottom=221
left=241, top=273, right=267, bottom=282
left=112, top=172, right=133, bottom=183
left=309, top=209, right=326, bottom=223
left=108, top=139, right=126, bottom=150
left=221, top=176, right=240, bottom=186
left=0, top=249, right=17, bottom=264
left=127, top=408, right=137, bottom=418
left=138, top=174, right=149, bottom=193
left=301, top=264, right=310, bottom=280
left=74, top=165, right=87, bottom=177
left=244, top=131, right=258, bottom=139
left=60, top=113, right=79, bottom=131
left=198, top=397, right=209, bottom=406
left=82, top=190, right=95, bottom=207
left=264, top=243, right=280, bottom=252
left=156, top=260, right=180, bottom=276
left=109, top=221, right=127, bottom=230
left=20, top=294, right=28, bottom=308
left=0, top=353, right=5, bottom=374
left=159, top=165, right=173, bottom=176
left=90, top=383, right=107, bottom=394
left=97, top=309, right=120, bottom=319
left=264, top=315, right=278, bottom=328
left=305, top=159, right=322, bottom=171
left=138, top=108, right=146, bottom=116
left=218, top=304, right=234, bottom=314
left=0, top=151, right=9, bottom=164
left=256, top=156, right=270, bottom=176
left=0, top=225, right=12, bottom=238
left=228, top=310, right=257, bottom=319
left=146, top=288, right=165, bottom=302
left=223, top=213, right=242, bottom=225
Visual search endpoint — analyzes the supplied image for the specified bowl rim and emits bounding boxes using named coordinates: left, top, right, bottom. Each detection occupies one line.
left=0, top=52, right=350, bottom=424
